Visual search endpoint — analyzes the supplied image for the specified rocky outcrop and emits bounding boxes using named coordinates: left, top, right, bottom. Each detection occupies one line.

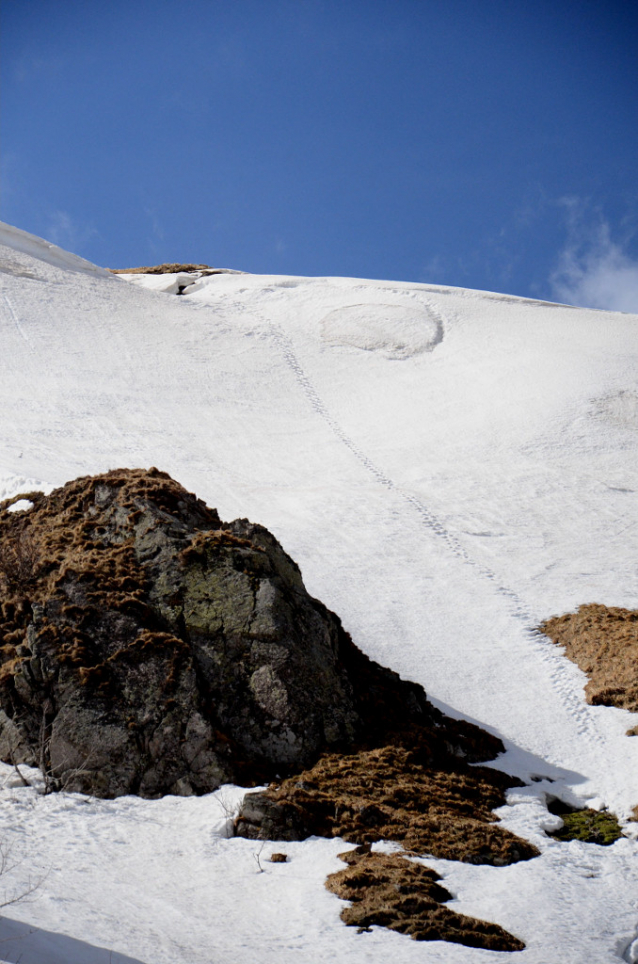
left=0, top=468, right=500, bottom=798
left=109, top=264, right=217, bottom=274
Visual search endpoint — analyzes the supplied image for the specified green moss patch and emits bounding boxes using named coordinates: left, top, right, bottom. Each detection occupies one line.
left=547, top=804, right=624, bottom=845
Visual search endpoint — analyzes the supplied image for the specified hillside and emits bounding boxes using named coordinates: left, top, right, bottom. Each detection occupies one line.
left=0, top=221, right=637, bottom=963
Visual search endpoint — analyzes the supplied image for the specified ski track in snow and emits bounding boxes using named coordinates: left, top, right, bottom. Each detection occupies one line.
left=187, top=285, right=617, bottom=771
left=249, top=304, right=608, bottom=756
left=233, top=288, right=636, bottom=959
left=2, top=294, right=31, bottom=347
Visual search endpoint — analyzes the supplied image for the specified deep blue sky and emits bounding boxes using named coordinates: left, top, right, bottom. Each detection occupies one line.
left=2, top=0, right=638, bottom=308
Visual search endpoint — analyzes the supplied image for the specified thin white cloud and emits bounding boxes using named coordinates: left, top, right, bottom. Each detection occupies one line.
left=420, top=255, right=446, bottom=284
left=13, top=54, right=65, bottom=85
left=47, top=210, right=76, bottom=248
left=550, top=200, right=638, bottom=313
left=145, top=207, right=165, bottom=242
left=45, top=210, right=99, bottom=258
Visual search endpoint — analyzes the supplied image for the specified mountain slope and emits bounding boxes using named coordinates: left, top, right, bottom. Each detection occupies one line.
left=0, top=222, right=637, bottom=963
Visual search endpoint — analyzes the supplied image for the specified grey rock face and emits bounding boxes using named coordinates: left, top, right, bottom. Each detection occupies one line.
left=234, top=790, right=311, bottom=841
left=0, top=468, right=440, bottom=798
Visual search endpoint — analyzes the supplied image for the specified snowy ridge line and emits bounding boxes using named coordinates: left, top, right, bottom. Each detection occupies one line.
left=264, top=313, right=608, bottom=753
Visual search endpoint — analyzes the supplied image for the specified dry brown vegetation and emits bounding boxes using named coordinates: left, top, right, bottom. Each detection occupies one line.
left=539, top=604, right=638, bottom=713
left=0, top=469, right=228, bottom=788
left=258, top=744, right=538, bottom=866
left=326, top=846, right=524, bottom=951
left=0, top=469, right=213, bottom=674
left=109, top=264, right=215, bottom=274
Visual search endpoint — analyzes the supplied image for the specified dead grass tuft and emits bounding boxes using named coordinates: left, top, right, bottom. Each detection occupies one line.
left=326, top=847, right=525, bottom=950
left=0, top=468, right=219, bottom=693
left=109, top=264, right=215, bottom=275
left=258, top=744, right=538, bottom=865
left=539, top=604, right=638, bottom=712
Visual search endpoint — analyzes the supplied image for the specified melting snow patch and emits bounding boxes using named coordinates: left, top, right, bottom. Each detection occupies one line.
left=6, top=499, right=33, bottom=513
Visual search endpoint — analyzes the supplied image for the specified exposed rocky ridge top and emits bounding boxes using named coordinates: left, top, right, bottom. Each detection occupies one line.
left=109, top=264, right=215, bottom=274
left=109, top=264, right=243, bottom=276
left=0, top=468, right=502, bottom=798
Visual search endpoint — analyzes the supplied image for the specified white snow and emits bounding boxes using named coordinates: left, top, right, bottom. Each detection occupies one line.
left=0, top=223, right=109, bottom=278
left=5, top=500, right=33, bottom=513
left=0, top=219, right=637, bottom=963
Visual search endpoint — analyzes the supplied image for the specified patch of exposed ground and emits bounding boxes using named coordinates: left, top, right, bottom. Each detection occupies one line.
left=109, top=264, right=216, bottom=274
left=545, top=798, right=624, bottom=845
left=237, top=744, right=539, bottom=865
left=539, top=604, right=638, bottom=713
left=325, top=847, right=524, bottom=951
left=232, top=614, right=541, bottom=949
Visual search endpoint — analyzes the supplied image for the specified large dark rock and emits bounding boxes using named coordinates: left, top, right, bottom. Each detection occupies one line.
left=0, top=468, right=501, bottom=798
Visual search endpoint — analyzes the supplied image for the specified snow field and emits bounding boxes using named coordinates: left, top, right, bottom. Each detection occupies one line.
left=0, top=221, right=637, bottom=962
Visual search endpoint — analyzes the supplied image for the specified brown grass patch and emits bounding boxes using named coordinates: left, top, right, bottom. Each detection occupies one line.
left=109, top=264, right=215, bottom=274
left=0, top=468, right=218, bottom=695
left=240, top=744, right=538, bottom=865
left=326, top=847, right=524, bottom=950
left=539, top=604, right=638, bottom=712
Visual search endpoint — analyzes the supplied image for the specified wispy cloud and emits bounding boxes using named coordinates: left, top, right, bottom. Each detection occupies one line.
left=46, top=210, right=99, bottom=257
left=46, top=211, right=76, bottom=247
left=550, top=198, right=638, bottom=313
left=421, top=255, right=446, bottom=284
left=13, top=54, right=65, bottom=85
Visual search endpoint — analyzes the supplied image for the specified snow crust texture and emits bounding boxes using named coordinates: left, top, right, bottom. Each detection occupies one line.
left=0, top=221, right=637, bottom=963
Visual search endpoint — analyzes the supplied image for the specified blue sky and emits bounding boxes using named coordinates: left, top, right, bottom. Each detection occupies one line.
left=2, top=0, right=638, bottom=308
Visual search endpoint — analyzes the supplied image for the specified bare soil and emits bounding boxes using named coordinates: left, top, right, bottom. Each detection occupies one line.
left=539, top=604, right=638, bottom=713
left=326, top=846, right=525, bottom=950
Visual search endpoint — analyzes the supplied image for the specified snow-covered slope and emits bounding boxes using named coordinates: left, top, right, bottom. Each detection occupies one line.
left=0, top=221, right=637, bottom=963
